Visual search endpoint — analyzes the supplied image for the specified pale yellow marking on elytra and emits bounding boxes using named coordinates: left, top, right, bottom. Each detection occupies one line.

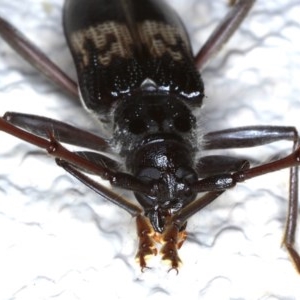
left=70, top=20, right=189, bottom=68
left=71, top=22, right=134, bottom=67
left=138, top=21, right=189, bottom=61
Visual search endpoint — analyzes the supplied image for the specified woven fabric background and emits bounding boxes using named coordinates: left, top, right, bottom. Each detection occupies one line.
left=0, top=1, right=299, bottom=299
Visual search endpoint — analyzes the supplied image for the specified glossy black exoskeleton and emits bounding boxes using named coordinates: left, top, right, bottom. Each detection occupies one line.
left=1, top=0, right=300, bottom=272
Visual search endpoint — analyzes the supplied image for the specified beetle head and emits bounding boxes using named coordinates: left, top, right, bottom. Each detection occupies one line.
left=133, top=140, right=197, bottom=233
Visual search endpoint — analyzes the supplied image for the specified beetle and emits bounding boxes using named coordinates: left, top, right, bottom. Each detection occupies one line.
left=0, top=0, right=300, bottom=272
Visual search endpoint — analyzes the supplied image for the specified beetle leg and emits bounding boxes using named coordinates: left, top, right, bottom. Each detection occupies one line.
left=0, top=117, right=152, bottom=195
left=196, top=155, right=250, bottom=177
left=3, top=112, right=111, bottom=152
left=160, top=224, right=188, bottom=272
left=234, top=146, right=300, bottom=272
left=0, top=16, right=78, bottom=98
left=282, top=138, right=300, bottom=272
left=135, top=216, right=188, bottom=271
left=177, top=231, right=188, bottom=250
left=179, top=146, right=300, bottom=272
left=283, top=161, right=300, bottom=272
left=195, top=0, right=255, bottom=69
left=203, top=126, right=300, bottom=272
left=135, top=215, right=157, bottom=271
left=56, top=159, right=144, bottom=216
left=204, top=126, right=298, bottom=150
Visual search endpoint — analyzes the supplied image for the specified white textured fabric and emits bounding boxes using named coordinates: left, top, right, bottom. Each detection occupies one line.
left=0, top=1, right=300, bottom=299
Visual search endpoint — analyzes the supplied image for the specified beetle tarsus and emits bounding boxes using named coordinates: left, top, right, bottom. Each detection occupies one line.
left=136, top=215, right=157, bottom=270
left=160, top=223, right=184, bottom=272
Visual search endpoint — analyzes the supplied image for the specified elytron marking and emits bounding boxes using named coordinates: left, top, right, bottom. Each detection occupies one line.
left=70, top=22, right=134, bottom=67
left=71, top=21, right=190, bottom=68
left=138, top=21, right=190, bottom=61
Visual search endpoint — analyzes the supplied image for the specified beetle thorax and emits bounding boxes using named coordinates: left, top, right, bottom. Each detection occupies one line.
left=113, top=94, right=198, bottom=158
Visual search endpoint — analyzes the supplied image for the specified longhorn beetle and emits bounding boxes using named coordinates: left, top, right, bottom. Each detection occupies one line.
left=0, top=0, right=300, bottom=272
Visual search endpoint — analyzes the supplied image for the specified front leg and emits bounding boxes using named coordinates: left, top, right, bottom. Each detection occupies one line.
left=135, top=216, right=187, bottom=272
